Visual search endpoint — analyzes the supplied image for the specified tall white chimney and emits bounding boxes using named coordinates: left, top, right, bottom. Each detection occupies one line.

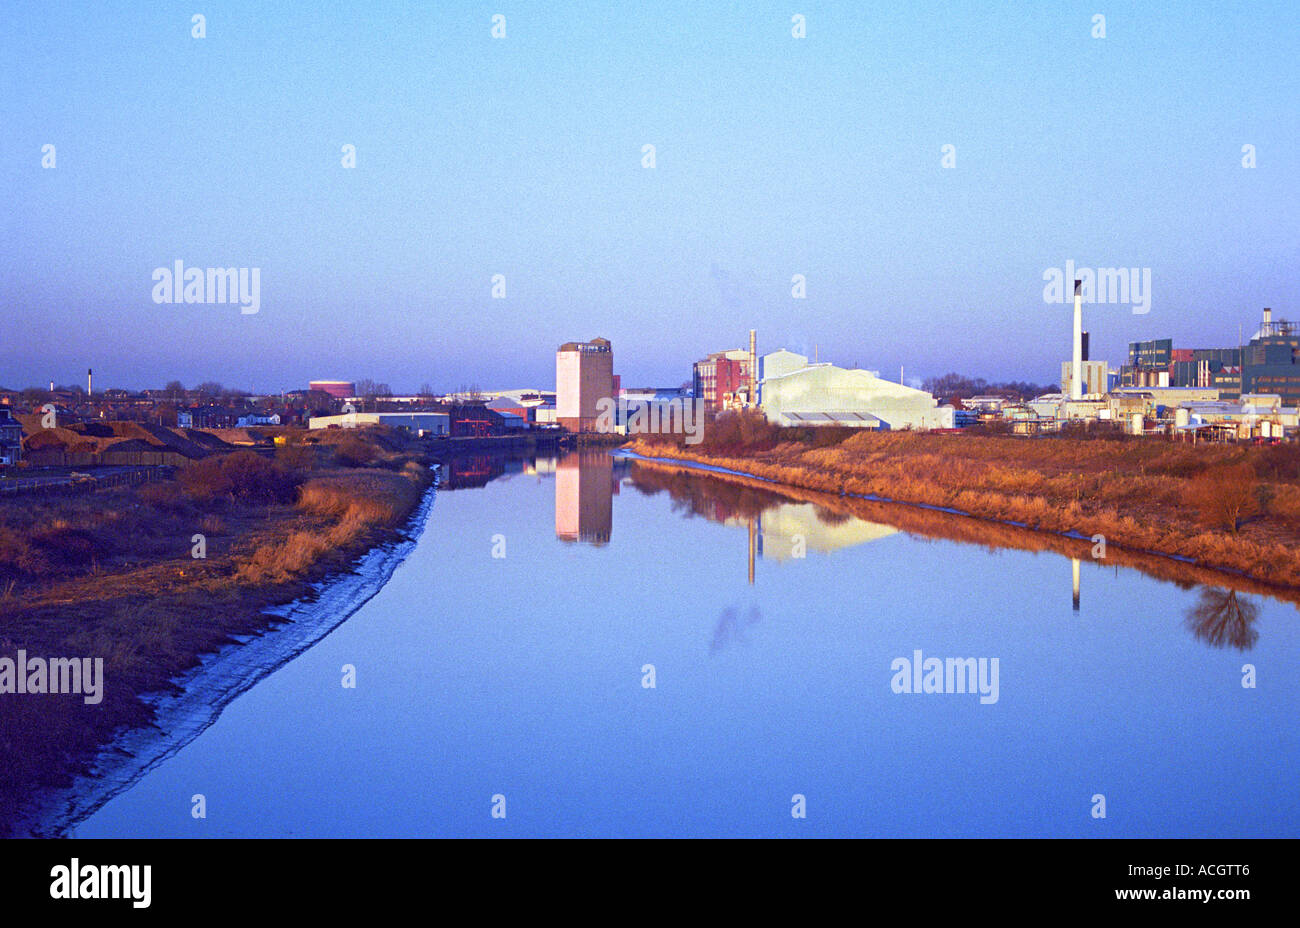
left=87, top=368, right=93, bottom=396
left=1071, top=280, right=1083, bottom=400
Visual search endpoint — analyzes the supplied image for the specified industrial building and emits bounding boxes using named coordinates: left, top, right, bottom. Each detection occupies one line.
left=608, top=387, right=695, bottom=433
left=556, top=337, right=615, bottom=432
left=971, top=299, right=1294, bottom=440
left=759, top=348, right=810, bottom=385
left=307, top=411, right=450, bottom=436
left=759, top=351, right=954, bottom=430
left=1105, top=387, right=1219, bottom=433
left=693, top=347, right=755, bottom=411
left=1243, top=308, right=1300, bottom=406
left=1170, top=348, right=1241, bottom=396
left=1059, top=360, right=1110, bottom=398
left=309, top=380, right=355, bottom=399
left=1176, top=394, right=1298, bottom=440
left=485, top=395, right=532, bottom=423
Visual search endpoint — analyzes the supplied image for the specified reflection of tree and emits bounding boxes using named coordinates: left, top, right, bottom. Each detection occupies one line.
left=627, top=463, right=789, bottom=522
left=1185, top=588, right=1260, bottom=651
left=813, top=507, right=852, bottom=527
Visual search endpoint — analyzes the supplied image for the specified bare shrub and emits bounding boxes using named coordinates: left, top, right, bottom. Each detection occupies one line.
left=178, top=451, right=299, bottom=505
left=1185, top=462, right=1258, bottom=533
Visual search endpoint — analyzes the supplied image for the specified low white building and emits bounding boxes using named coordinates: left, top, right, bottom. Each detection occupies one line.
left=1178, top=394, right=1298, bottom=439
left=308, top=411, right=450, bottom=436
left=964, top=396, right=1010, bottom=413
left=759, top=351, right=953, bottom=430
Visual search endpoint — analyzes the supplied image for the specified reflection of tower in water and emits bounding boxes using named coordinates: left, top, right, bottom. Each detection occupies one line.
left=747, top=516, right=756, bottom=585
left=555, top=449, right=614, bottom=545
left=1072, top=558, right=1081, bottom=612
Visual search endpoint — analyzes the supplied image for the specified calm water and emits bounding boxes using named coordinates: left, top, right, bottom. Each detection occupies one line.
left=62, top=450, right=1300, bottom=837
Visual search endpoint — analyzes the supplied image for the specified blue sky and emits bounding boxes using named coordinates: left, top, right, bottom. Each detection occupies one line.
left=2, top=1, right=1297, bottom=393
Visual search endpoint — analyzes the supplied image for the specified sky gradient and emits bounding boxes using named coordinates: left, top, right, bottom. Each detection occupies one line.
left=2, top=1, right=1297, bottom=393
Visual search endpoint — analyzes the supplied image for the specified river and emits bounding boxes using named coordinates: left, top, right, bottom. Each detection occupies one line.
left=42, top=449, right=1300, bottom=837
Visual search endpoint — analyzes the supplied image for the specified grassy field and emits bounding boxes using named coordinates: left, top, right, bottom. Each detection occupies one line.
left=626, top=413, right=1300, bottom=592
left=0, top=428, right=431, bottom=834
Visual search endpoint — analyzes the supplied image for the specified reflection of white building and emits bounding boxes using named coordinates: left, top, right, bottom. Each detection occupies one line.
left=722, top=502, right=899, bottom=574
left=758, top=502, right=898, bottom=561
left=759, top=351, right=954, bottom=430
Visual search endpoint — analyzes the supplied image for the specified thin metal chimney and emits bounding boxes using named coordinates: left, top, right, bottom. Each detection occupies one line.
left=1071, top=280, right=1083, bottom=400
left=748, top=329, right=757, bottom=405
left=87, top=368, right=93, bottom=396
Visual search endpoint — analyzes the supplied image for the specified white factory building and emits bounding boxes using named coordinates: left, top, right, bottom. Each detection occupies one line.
left=758, top=350, right=954, bottom=430
left=1059, top=360, right=1110, bottom=399
left=308, top=411, right=450, bottom=436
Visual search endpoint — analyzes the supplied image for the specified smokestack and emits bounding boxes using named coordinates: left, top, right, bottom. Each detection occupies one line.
left=87, top=368, right=93, bottom=396
left=1263, top=307, right=1273, bottom=330
left=748, top=329, right=756, bottom=405
left=1071, top=280, right=1083, bottom=400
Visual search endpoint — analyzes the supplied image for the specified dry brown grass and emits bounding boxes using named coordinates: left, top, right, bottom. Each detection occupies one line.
left=624, top=431, right=1300, bottom=591
left=235, top=465, right=427, bottom=584
left=0, top=448, right=432, bottom=833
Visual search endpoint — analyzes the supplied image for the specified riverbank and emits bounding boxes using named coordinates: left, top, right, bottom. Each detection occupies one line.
left=0, top=429, right=433, bottom=835
left=623, top=426, right=1300, bottom=594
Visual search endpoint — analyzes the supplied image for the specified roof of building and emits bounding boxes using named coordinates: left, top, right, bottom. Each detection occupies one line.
left=778, top=411, right=882, bottom=425
left=558, top=337, right=611, bottom=351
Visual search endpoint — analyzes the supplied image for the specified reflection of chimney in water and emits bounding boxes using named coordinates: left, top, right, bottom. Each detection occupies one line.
left=747, top=516, right=756, bottom=585
left=1072, top=558, right=1081, bottom=612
